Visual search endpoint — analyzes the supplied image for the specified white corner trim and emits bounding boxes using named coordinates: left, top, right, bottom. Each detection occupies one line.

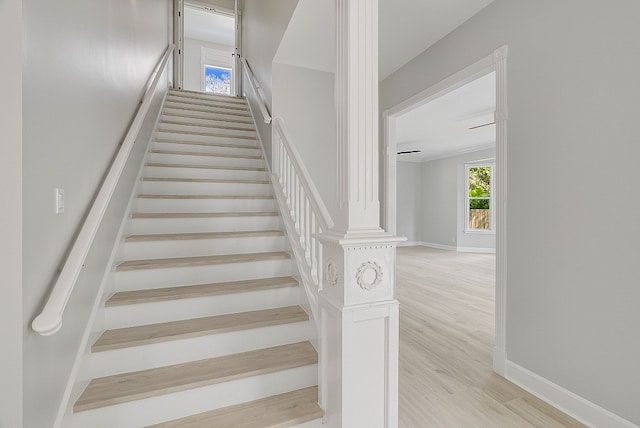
left=457, top=246, right=496, bottom=254
left=492, top=347, right=507, bottom=376
left=505, top=361, right=639, bottom=428
left=419, top=242, right=457, bottom=252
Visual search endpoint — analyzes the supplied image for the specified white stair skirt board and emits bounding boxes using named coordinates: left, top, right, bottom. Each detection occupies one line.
left=505, top=361, right=639, bottom=428
left=72, top=364, right=318, bottom=428
left=69, top=92, right=321, bottom=428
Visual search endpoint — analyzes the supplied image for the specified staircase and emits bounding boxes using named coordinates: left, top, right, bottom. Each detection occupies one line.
left=70, top=89, right=323, bottom=427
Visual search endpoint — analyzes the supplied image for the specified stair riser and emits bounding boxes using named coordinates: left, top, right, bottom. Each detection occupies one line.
left=168, top=91, right=247, bottom=104
left=89, top=321, right=312, bottom=378
left=115, top=259, right=292, bottom=290
left=163, top=107, right=250, bottom=122
left=158, top=123, right=257, bottom=139
left=144, top=165, right=268, bottom=181
left=134, top=198, right=276, bottom=213
left=140, top=180, right=271, bottom=196
left=293, top=419, right=324, bottom=428
left=166, top=95, right=248, bottom=109
left=123, top=235, right=286, bottom=260
left=164, top=101, right=249, bottom=116
left=147, top=152, right=264, bottom=168
left=156, top=130, right=257, bottom=145
left=161, top=114, right=255, bottom=130
left=129, top=216, right=281, bottom=234
left=153, top=141, right=260, bottom=156
left=104, top=286, right=300, bottom=329
left=71, top=365, right=318, bottom=428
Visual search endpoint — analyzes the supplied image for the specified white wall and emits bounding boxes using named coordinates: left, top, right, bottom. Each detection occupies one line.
left=183, top=38, right=233, bottom=92
left=272, top=63, right=338, bottom=219
left=21, top=1, right=170, bottom=426
left=0, top=1, right=23, bottom=426
left=381, top=0, right=640, bottom=424
left=240, top=0, right=299, bottom=163
left=396, top=162, right=421, bottom=243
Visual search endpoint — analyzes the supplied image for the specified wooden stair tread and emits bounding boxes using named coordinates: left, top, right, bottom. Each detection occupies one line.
left=131, top=211, right=278, bottom=219
left=147, top=386, right=322, bottom=428
left=155, top=138, right=259, bottom=148
left=137, top=194, right=273, bottom=200
left=161, top=120, right=254, bottom=132
left=74, top=341, right=317, bottom=412
left=150, top=149, right=262, bottom=160
left=157, top=128, right=257, bottom=139
left=166, top=99, right=249, bottom=112
left=145, top=162, right=265, bottom=171
left=164, top=103, right=251, bottom=117
left=143, top=177, right=269, bottom=184
left=126, top=230, right=284, bottom=242
left=116, top=251, right=290, bottom=271
left=168, top=89, right=247, bottom=103
left=92, top=306, right=309, bottom=352
left=162, top=112, right=253, bottom=125
left=106, top=276, right=298, bottom=306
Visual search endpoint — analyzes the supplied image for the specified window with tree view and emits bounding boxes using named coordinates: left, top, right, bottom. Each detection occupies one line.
left=467, top=165, right=494, bottom=231
left=204, top=66, right=231, bottom=95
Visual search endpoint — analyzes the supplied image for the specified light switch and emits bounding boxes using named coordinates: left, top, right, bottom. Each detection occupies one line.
left=55, top=188, right=65, bottom=214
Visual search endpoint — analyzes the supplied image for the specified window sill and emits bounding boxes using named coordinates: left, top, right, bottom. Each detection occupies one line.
left=464, top=229, right=495, bottom=235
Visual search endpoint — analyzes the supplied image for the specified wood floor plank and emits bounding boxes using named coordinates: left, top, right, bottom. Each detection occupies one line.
left=147, top=386, right=322, bottom=428
left=125, top=230, right=283, bottom=242
left=74, top=341, right=317, bottom=412
left=131, top=211, right=278, bottom=219
left=92, top=306, right=309, bottom=352
left=397, top=247, right=587, bottom=427
left=116, top=251, right=290, bottom=272
left=106, top=276, right=298, bottom=306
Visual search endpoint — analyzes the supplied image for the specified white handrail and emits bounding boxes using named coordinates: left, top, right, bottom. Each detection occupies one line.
left=271, top=117, right=333, bottom=323
left=32, top=44, right=175, bottom=336
left=241, top=57, right=271, bottom=124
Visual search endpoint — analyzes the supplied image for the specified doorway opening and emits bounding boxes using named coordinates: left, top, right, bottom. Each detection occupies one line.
left=384, top=46, right=508, bottom=374
left=174, top=0, right=240, bottom=96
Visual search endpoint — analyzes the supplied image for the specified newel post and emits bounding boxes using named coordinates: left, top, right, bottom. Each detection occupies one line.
left=318, top=0, right=404, bottom=426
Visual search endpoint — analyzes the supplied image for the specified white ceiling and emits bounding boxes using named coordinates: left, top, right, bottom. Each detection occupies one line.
left=274, top=0, right=494, bottom=80
left=395, top=71, right=496, bottom=162
left=184, top=4, right=235, bottom=47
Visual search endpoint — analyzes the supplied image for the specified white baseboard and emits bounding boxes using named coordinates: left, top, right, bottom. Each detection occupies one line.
left=492, top=347, right=507, bottom=376
left=505, top=360, right=638, bottom=428
left=419, top=241, right=457, bottom=251
left=397, top=241, right=420, bottom=247
left=457, top=246, right=496, bottom=254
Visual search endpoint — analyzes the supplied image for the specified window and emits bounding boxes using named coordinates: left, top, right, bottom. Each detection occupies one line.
left=466, top=164, right=495, bottom=232
left=204, top=65, right=232, bottom=95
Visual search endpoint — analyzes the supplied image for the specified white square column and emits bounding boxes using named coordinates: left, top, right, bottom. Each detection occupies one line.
left=318, top=0, right=404, bottom=426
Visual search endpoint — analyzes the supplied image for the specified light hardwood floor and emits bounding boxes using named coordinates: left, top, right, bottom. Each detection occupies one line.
left=397, top=246, right=586, bottom=428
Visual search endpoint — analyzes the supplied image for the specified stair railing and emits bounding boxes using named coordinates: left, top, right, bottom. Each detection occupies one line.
left=241, top=57, right=271, bottom=124
left=271, top=118, right=333, bottom=323
left=31, top=44, right=175, bottom=336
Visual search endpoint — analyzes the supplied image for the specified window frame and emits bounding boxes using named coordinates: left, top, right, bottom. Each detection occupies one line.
left=464, top=162, right=496, bottom=234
